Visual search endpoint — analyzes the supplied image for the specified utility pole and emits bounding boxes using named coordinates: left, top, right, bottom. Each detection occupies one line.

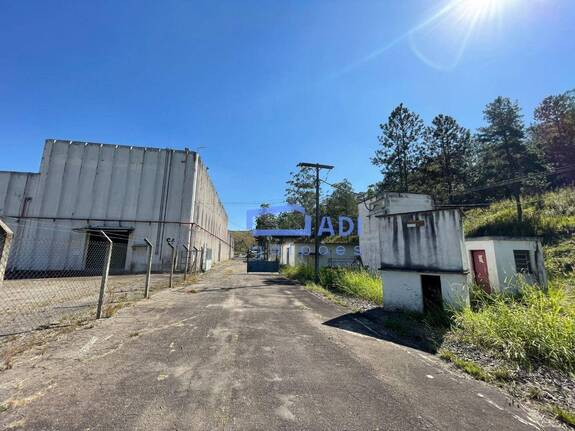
left=297, top=162, right=334, bottom=282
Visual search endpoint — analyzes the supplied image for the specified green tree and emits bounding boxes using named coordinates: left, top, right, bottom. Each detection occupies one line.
left=254, top=203, right=277, bottom=230
left=476, top=97, right=538, bottom=222
left=281, top=168, right=316, bottom=231
left=372, top=103, right=425, bottom=192
left=531, top=89, right=575, bottom=185
left=322, top=179, right=358, bottom=220
left=421, top=115, right=472, bottom=203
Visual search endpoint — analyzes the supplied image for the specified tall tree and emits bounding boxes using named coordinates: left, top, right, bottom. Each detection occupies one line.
left=322, top=179, right=358, bottom=220
left=476, top=97, right=536, bottom=222
left=422, top=115, right=472, bottom=203
left=285, top=168, right=315, bottom=214
left=372, top=103, right=425, bottom=192
left=281, top=168, right=316, bottom=231
left=531, top=89, right=575, bottom=185
left=254, top=203, right=277, bottom=230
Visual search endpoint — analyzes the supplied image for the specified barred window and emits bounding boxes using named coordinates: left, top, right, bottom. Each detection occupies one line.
left=513, top=250, right=532, bottom=273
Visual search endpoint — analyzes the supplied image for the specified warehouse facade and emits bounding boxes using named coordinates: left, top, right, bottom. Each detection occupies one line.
left=0, top=139, right=233, bottom=273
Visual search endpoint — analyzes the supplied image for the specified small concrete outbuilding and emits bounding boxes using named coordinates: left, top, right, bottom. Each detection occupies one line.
left=358, top=192, right=434, bottom=271
left=377, top=208, right=470, bottom=313
left=465, top=237, right=547, bottom=293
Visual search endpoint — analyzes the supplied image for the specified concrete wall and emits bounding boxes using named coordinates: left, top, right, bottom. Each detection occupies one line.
left=281, top=242, right=360, bottom=268
left=191, top=157, right=233, bottom=266
left=381, top=271, right=469, bottom=312
left=466, top=237, right=547, bottom=292
left=0, top=139, right=232, bottom=273
left=361, top=207, right=470, bottom=312
left=358, top=193, right=433, bottom=271
left=378, top=209, right=468, bottom=273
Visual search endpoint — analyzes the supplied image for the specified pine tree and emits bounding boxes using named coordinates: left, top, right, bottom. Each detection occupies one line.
left=476, top=97, right=536, bottom=222
left=422, top=114, right=472, bottom=203
left=371, top=104, right=425, bottom=192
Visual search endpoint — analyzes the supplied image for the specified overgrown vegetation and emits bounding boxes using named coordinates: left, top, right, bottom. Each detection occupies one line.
left=281, top=265, right=382, bottom=304
left=452, top=283, right=575, bottom=373
left=456, top=188, right=575, bottom=373
left=465, top=187, right=575, bottom=278
left=551, top=405, right=575, bottom=427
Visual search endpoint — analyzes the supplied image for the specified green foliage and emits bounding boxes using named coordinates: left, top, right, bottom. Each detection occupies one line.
left=531, top=89, right=575, bottom=185
left=465, top=187, right=575, bottom=277
left=439, top=350, right=493, bottom=382
left=281, top=264, right=315, bottom=283
left=452, top=282, right=575, bottom=373
left=319, top=267, right=383, bottom=304
left=285, top=168, right=316, bottom=215
left=322, top=179, right=358, bottom=220
left=551, top=405, right=575, bottom=427
left=372, top=103, right=425, bottom=192
left=417, top=114, right=472, bottom=203
left=282, top=265, right=382, bottom=304
left=230, top=230, right=256, bottom=253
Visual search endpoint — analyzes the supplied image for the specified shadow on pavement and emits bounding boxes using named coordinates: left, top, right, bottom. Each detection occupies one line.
left=323, top=308, right=448, bottom=354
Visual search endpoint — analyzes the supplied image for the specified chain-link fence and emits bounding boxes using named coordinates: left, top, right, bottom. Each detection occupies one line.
left=0, top=220, right=200, bottom=336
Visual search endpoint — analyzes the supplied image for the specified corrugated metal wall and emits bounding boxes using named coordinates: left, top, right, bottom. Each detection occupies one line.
left=0, top=139, right=233, bottom=273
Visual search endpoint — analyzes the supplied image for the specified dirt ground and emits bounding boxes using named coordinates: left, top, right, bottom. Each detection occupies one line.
left=0, top=272, right=188, bottom=336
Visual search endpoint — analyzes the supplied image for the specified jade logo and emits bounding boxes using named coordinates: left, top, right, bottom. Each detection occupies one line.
left=246, top=205, right=361, bottom=237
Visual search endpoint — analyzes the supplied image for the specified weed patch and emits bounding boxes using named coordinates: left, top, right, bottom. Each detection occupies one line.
left=439, top=349, right=493, bottom=382
left=451, top=283, right=575, bottom=373
left=282, top=265, right=382, bottom=304
left=551, top=405, right=575, bottom=427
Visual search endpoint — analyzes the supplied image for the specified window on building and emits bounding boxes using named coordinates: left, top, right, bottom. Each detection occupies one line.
left=513, top=250, right=532, bottom=273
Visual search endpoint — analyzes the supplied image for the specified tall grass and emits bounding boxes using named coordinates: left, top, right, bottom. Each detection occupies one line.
left=282, top=264, right=382, bottom=304
left=452, top=281, right=575, bottom=373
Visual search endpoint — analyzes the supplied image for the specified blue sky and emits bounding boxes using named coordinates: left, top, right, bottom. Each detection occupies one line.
left=1, top=0, right=574, bottom=230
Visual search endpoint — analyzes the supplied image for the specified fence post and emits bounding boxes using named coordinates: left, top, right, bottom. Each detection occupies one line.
left=166, top=239, right=175, bottom=288
left=0, top=219, right=14, bottom=286
left=192, top=247, right=198, bottom=273
left=96, top=231, right=113, bottom=319
left=144, top=238, right=153, bottom=298
left=183, top=245, right=190, bottom=281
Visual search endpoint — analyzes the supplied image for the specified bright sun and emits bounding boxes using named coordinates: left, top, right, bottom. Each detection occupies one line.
left=456, top=0, right=507, bottom=21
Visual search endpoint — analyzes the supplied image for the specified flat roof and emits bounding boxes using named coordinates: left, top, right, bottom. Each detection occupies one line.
left=47, top=139, right=196, bottom=155
left=465, top=236, right=541, bottom=242
left=357, top=191, right=432, bottom=204
left=375, top=207, right=463, bottom=218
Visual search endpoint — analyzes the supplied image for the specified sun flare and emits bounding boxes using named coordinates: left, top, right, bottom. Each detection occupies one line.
left=455, top=0, right=507, bottom=21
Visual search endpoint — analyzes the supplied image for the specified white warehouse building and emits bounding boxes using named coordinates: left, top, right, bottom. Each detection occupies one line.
left=0, top=139, right=233, bottom=274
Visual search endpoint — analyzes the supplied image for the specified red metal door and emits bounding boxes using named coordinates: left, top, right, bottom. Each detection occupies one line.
left=471, top=250, right=491, bottom=293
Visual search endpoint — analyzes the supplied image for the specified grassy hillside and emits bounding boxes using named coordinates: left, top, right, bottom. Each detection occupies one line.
left=464, top=187, right=575, bottom=278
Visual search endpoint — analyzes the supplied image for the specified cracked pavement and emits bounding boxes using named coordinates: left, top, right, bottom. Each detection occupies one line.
left=0, top=259, right=559, bottom=430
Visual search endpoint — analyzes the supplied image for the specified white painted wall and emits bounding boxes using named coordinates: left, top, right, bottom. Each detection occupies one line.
left=378, top=209, right=468, bottom=273
left=381, top=271, right=469, bottom=312
left=358, top=193, right=433, bottom=271
left=280, top=242, right=359, bottom=268
left=466, top=237, right=547, bottom=292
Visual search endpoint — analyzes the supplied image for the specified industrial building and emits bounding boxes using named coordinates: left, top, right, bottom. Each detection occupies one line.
left=0, top=139, right=233, bottom=273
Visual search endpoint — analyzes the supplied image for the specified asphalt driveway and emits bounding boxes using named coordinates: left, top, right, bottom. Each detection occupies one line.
left=0, top=259, right=555, bottom=430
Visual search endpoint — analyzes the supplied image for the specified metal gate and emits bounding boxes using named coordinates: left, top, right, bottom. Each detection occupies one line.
left=246, top=247, right=280, bottom=273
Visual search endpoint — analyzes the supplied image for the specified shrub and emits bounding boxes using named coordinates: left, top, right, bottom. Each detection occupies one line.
left=282, top=264, right=382, bottom=304
left=452, top=281, right=575, bottom=373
